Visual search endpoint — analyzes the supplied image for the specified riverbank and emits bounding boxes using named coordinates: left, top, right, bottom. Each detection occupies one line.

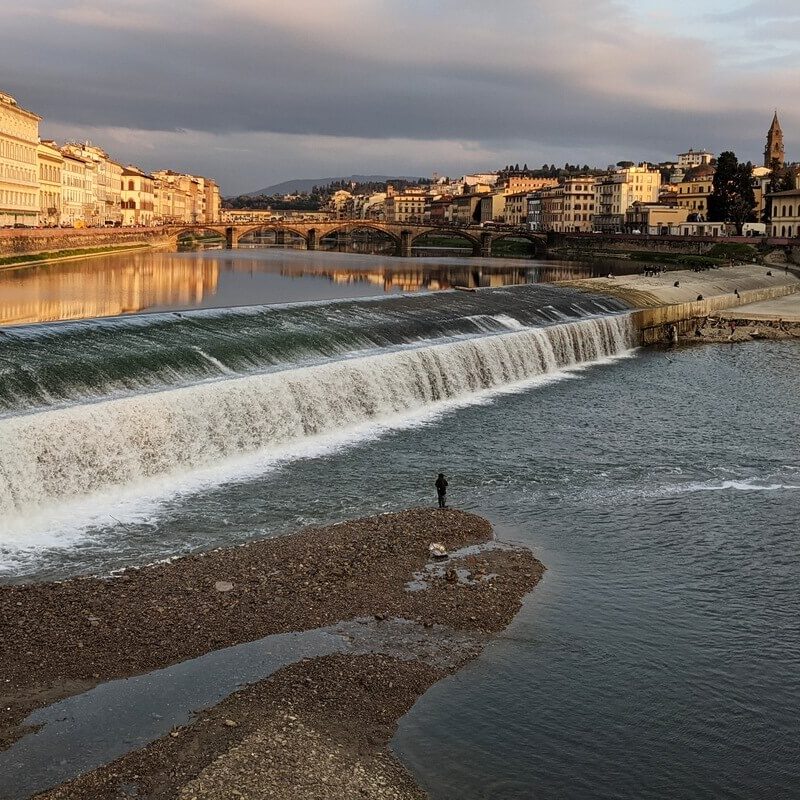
left=0, top=243, right=156, bottom=270
left=0, top=509, right=544, bottom=799
left=564, top=262, right=799, bottom=308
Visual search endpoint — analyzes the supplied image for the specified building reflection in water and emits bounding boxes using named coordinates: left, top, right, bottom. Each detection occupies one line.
left=0, top=248, right=607, bottom=327
left=0, top=253, right=220, bottom=326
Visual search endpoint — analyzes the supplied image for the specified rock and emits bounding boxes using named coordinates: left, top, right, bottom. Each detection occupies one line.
left=214, top=581, right=234, bottom=592
left=445, top=569, right=458, bottom=583
left=222, top=718, right=238, bottom=727
left=428, top=542, right=448, bottom=559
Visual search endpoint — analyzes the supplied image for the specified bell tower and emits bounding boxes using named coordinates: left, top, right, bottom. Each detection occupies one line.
left=764, top=111, right=785, bottom=168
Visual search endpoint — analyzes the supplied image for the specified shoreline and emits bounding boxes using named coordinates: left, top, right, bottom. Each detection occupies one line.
left=0, top=243, right=157, bottom=271
left=0, top=509, right=544, bottom=799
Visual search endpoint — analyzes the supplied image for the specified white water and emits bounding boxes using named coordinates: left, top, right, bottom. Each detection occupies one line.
left=0, top=315, right=634, bottom=545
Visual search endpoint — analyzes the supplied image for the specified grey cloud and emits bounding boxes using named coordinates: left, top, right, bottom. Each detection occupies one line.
left=1, top=1, right=797, bottom=192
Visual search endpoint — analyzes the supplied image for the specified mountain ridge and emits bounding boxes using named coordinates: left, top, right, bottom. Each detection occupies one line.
left=241, top=174, right=426, bottom=197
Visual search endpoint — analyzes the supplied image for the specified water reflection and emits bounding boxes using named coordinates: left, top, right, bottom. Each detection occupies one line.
left=0, top=247, right=631, bottom=327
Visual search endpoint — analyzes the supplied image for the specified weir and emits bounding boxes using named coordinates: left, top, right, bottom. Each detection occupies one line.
left=0, top=314, right=634, bottom=528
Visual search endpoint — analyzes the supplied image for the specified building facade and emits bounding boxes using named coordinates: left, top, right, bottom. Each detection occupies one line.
left=385, top=189, right=428, bottom=223
left=503, top=192, right=529, bottom=226
left=479, top=193, right=506, bottom=224
left=675, top=164, right=714, bottom=219
left=501, top=176, right=559, bottom=195
left=560, top=176, right=596, bottom=232
left=121, top=166, right=154, bottom=226
left=0, top=92, right=40, bottom=227
left=677, top=149, right=713, bottom=169
left=36, top=140, right=63, bottom=227
left=593, top=165, right=661, bottom=232
left=60, top=152, right=89, bottom=227
left=769, top=188, right=800, bottom=238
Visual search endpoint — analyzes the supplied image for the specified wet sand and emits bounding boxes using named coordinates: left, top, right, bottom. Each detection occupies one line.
left=0, top=509, right=544, bottom=798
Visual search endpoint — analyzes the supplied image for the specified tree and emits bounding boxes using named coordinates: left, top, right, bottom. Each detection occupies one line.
left=707, top=151, right=756, bottom=234
left=616, top=160, right=634, bottom=169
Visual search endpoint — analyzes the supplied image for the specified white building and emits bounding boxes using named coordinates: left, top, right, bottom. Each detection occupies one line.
left=0, top=91, right=40, bottom=227
left=677, top=149, right=713, bottom=169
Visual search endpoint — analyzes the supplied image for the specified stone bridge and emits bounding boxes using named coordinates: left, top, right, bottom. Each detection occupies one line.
left=167, top=221, right=547, bottom=258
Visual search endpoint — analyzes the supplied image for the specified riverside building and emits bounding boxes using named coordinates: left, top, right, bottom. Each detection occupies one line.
left=592, top=164, right=661, bottom=233
left=0, top=92, right=40, bottom=227
left=768, top=188, right=800, bottom=238
left=121, top=166, right=155, bottom=226
left=36, top=140, right=63, bottom=227
left=60, top=151, right=89, bottom=227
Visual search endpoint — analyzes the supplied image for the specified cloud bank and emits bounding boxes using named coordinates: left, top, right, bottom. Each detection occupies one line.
left=2, top=0, right=798, bottom=193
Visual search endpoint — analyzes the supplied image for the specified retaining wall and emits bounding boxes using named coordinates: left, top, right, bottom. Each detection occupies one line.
left=633, top=283, right=800, bottom=344
left=0, top=228, right=172, bottom=257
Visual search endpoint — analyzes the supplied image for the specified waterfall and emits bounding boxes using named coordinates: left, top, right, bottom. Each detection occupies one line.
left=0, top=315, right=634, bottom=525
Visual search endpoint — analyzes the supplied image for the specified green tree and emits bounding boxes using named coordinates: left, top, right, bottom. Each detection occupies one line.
left=708, top=151, right=756, bottom=234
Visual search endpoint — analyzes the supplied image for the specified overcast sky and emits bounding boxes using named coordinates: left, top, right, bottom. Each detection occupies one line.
left=2, top=0, right=799, bottom=194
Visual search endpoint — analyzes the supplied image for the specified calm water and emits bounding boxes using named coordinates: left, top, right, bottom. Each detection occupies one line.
left=0, top=269, right=797, bottom=798
left=0, top=246, right=636, bottom=327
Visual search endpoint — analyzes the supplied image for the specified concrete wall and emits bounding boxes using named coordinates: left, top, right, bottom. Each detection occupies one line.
left=633, top=283, right=799, bottom=344
left=0, top=228, right=172, bottom=257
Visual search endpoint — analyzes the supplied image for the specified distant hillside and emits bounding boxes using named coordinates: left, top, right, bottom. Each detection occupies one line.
left=243, top=175, right=425, bottom=197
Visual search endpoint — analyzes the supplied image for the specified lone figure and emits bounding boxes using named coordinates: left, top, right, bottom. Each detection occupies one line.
left=435, top=473, right=448, bottom=509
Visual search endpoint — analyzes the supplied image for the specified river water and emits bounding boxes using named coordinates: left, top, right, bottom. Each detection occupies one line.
left=0, top=246, right=635, bottom=327
left=1, top=247, right=798, bottom=798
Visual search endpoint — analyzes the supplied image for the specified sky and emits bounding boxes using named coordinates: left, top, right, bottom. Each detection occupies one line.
left=2, top=0, right=799, bottom=195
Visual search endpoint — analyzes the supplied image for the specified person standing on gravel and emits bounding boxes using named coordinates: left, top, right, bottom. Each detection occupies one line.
left=435, top=473, right=449, bottom=509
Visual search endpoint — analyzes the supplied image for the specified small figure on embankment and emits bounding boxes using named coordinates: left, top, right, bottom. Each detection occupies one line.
left=435, top=473, right=449, bottom=509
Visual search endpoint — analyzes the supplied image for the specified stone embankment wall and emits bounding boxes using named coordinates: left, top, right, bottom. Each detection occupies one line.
left=549, top=232, right=800, bottom=257
left=0, top=228, right=172, bottom=257
left=633, top=283, right=799, bottom=344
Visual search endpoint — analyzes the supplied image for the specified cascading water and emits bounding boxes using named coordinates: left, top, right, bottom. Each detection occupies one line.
left=0, top=313, right=634, bottom=535
left=0, top=285, right=627, bottom=414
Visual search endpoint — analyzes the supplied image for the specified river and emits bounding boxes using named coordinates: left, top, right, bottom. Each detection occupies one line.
left=0, top=247, right=797, bottom=798
left=0, top=246, right=636, bottom=327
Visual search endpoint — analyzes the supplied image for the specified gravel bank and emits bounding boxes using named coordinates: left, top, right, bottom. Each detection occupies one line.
left=0, top=509, right=544, bottom=798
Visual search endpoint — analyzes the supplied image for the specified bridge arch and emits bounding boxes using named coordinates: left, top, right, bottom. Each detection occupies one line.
left=489, top=230, right=547, bottom=257
left=409, top=227, right=482, bottom=255
left=319, top=221, right=401, bottom=245
left=237, top=224, right=309, bottom=244
left=172, top=225, right=227, bottom=240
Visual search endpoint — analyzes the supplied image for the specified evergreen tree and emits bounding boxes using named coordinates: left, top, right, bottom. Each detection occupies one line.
left=708, top=151, right=756, bottom=234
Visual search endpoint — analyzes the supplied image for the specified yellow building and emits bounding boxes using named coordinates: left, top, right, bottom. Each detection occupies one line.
left=769, top=189, right=800, bottom=238
left=593, top=165, right=661, bottom=232
left=121, top=165, right=154, bottom=226
left=501, top=176, right=559, bottom=195
left=504, top=191, right=529, bottom=226
left=624, top=202, right=689, bottom=235
left=479, top=192, right=506, bottom=224
left=385, top=189, right=428, bottom=223
left=539, top=185, right=564, bottom=231
left=37, top=140, right=63, bottom=227
left=561, top=176, right=596, bottom=232
left=0, top=91, right=40, bottom=227
left=204, top=178, right=220, bottom=223
left=675, top=164, right=714, bottom=219
left=61, top=151, right=89, bottom=227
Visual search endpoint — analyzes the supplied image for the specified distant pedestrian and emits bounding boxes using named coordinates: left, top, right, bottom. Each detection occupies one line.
left=435, top=473, right=448, bottom=509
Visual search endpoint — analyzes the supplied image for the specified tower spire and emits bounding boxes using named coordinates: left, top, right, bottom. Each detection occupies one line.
left=765, top=110, right=785, bottom=168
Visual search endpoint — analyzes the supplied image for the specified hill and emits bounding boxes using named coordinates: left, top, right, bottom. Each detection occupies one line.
left=243, top=175, right=425, bottom=197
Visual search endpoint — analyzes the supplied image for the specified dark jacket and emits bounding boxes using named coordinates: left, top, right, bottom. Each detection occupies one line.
left=435, top=476, right=448, bottom=493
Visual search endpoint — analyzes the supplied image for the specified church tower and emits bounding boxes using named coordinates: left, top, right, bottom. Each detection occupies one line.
left=764, top=111, right=785, bottom=168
